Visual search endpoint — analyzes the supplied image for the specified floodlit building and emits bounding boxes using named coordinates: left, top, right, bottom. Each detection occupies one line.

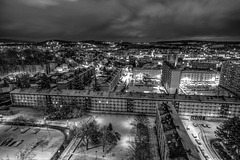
left=181, top=69, right=219, bottom=84
left=156, top=103, right=201, bottom=160
left=132, top=69, right=161, bottom=81
left=219, top=61, right=240, bottom=97
left=161, top=61, right=181, bottom=94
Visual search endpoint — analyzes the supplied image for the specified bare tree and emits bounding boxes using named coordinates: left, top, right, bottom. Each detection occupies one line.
left=16, top=145, right=36, bottom=160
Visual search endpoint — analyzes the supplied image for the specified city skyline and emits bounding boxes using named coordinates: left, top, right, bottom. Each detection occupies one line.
left=1, top=0, right=240, bottom=42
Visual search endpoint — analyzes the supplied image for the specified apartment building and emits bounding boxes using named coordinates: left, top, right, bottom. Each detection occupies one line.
left=10, top=88, right=240, bottom=118
left=156, top=103, right=201, bottom=160
left=161, top=61, right=181, bottom=94
left=219, top=61, right=240, bottom=97
left=100, top=68, right=122, bottom=91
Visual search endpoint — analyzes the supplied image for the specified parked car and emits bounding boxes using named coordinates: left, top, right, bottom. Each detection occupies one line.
left=193, top=123, right=198, bottom=127
left=202, top=124, right=207, bottom=127
left=8, top=141, right=17, bottom=147
left=4, top=138, right=14, bottom=146
left=20, top=127, right=30, bottom=134
left=195, top=139, right=201, bottom=145
left=202, top=151, right=208, bottom=157
left=0, top=137, right=11, bottom=146
left=12, top=126, right=19, bottom=131
left=32, top=128, right=40, bottom=134
left=192, top=133, right=198, bottom=138
left=206, top=124, right=211, bottom=128
left=198, top=146, right=204, bottom=152
left=14, top=140, right=24, bottom=147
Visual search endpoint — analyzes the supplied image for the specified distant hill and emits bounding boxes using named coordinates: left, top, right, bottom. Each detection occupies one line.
left=0, top=39, right=34, bottom=43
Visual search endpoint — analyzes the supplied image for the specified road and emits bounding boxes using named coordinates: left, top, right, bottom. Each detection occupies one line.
left=182, top=120, right=221, bottom=160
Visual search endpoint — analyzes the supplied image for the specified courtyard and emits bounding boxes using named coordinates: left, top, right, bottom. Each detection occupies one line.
left=69, top=114, right=158, bottom=160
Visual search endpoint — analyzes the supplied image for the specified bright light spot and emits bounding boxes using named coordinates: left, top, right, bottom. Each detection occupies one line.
left=121, top=136, right=130, bottom=148
left=121, top=118, right=133, bottom=129
left=95, top=117, right=104, bottom=125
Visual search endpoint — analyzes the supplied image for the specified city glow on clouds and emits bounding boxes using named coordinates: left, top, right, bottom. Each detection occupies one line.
left=0, top=0, right=240, bottom=41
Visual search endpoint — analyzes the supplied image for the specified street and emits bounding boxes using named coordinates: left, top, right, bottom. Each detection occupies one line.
left=182, top=120, right=221, bottom=160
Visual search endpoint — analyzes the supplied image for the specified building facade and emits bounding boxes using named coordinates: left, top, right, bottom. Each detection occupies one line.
left=10, top=89, right=240, bottom=118
left=219, top=61, right=240, bottom=97
left=100, top=68, right=122, bottom=91
left=156, top=103, right=201, bottom=160
left=161, top=61, right=181, bottom=94
left=192, top=62, right=216, bottom=70
left=181, top=69, right=219, bottom=83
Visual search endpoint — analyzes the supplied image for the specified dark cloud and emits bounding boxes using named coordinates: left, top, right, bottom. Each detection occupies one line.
left=1, top=0, right=240, bottom=41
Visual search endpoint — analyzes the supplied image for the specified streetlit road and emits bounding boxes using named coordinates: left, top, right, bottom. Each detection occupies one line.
left=182, top=120, right=221, bottom=160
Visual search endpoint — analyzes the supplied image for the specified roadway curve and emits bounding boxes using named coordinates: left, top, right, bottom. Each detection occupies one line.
left=198, top=126, right=221, bottom=160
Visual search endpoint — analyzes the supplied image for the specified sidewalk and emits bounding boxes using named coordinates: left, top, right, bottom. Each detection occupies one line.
left=149, top=127, right=160, bottom=160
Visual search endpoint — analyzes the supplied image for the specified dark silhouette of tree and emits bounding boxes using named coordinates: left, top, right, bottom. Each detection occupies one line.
left=93, top=76, right=100, bottom=91
left=215, top=116, right=240, bottom=159
left=73, top=76, right=84, bottom=90
left=128, top=114, right=152, bottom=160
left=38, top=137, right=49, bottom=152
left=16, top=76, right=23, bottom=88
left=28, top=117, right=38, bottom=126
left=73, top=119, right=100, bottom=150
left=15, top=75, right=30, bottom=89
left=21, top=75, right=31, bottom=88
left=39, top=74, right=51, bottom=90
left=107, top=123, right=113, bottom=131
left=13, top=116, right=28, bottom=126
left=100, top=125, right=121, bottom=153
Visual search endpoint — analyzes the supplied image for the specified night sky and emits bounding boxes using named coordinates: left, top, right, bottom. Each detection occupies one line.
left=1, top=0, right=240, bottom=42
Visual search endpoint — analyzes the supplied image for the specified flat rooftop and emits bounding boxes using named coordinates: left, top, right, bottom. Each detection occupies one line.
left=10, top=88, right=240, bottom=104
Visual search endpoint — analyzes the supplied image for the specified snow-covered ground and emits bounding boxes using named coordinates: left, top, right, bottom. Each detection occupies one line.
left=70, top=114, right=156, bottom=160
left=0, top=125, right=64, bottom=160
left=181, top=119, right=222, bottom=160
left=1, top=107, right=158, bottom=160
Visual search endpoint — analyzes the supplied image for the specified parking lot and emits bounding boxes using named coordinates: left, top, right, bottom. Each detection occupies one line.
left=0, top=124, right=65, bottom=160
